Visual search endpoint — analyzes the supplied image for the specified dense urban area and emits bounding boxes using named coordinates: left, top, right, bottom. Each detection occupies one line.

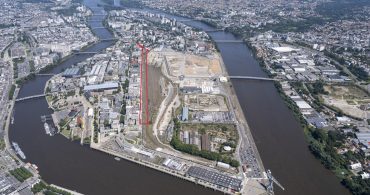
left=0, top=0, right=369, bottom=195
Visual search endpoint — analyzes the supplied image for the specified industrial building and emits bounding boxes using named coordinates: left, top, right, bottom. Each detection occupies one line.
left=356, top=132, right=370, bottom=148
left=62, top=67, right=80, bottom=77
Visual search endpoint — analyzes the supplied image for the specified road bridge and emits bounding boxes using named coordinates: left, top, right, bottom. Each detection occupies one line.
left=213, top=40, right=244, bottom=43
left=74, top=51, right=98, bottom=55
left=204, top=29, right=224, bottom=32
left=92, top=27, right=106, bottom=30
left=228, top=76, right=278, bottom=81
left=35, top=74, right=55, bottom=76
left=100, top=38, right=118, bottom=41
left=177, top=19, right=197, bottom=22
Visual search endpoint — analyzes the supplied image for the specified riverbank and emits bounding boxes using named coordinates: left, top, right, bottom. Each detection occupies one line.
left=4, top=90, right=21, bottom=162
left=103, top=6, right=350, bottom=194
left=90, top=144, right=236, bottom=195
left=7, top=0, right=351, bottom=194
left=8, top=1, right=228, bottom=194
left=217, top=51, right=266, bottom=174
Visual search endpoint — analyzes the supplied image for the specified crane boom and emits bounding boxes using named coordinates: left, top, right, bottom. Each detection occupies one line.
left=266, top=169, right=285, bottom=195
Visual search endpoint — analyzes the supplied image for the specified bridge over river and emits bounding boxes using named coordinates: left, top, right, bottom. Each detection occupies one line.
left=228, top=76, right=278, bottom=81
left=15, top=89, right=75, bottom=102
left=15, top=94, right=48, bottom=102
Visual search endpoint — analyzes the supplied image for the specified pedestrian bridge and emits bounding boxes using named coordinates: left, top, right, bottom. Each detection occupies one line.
left=15, top=94, right=48, bottom=102
left=228, top=76, right=278, bottom=81
left=177, top=19, right=197, bottom=22
left=15, top=90, right=75, bottom=102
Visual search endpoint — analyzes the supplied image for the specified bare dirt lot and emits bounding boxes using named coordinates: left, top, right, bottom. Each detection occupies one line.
left=150, top=49, right=222, bottom=77
left=322, top=85, right=370, bottom=118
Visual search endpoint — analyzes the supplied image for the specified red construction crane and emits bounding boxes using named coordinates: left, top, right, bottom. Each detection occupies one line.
left=136, top=43, right=150, bottom=126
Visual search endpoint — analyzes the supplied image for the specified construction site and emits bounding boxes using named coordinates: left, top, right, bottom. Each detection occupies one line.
left=75, top=9, right=274, bottom=194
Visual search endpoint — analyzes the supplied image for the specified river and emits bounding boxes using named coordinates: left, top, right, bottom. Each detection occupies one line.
left=9, top=0, right=350, bottom=195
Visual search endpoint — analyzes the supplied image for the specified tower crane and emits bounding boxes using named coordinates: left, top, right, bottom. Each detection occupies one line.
left=136, top=42, right=150, bottom=126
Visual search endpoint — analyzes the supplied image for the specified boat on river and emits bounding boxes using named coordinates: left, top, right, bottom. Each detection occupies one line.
left=12, top=142, right=26, bottom=159
left=44, top=123, right=51, bottom=136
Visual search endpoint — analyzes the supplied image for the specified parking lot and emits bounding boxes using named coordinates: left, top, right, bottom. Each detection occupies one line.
left=240, top=144, right=263, bottom=178
left=0, top=151, right=18, bottom=174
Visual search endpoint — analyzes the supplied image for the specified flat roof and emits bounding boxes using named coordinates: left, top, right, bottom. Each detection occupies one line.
left=83, top=82, right=119, bottom=91
left=63, top=67, right=80, bottom=76
left=272, top=46, right=297, bottom=53
left=296, top=100, right=312, bottom=109
left=356, top=132, right=370, bottom=147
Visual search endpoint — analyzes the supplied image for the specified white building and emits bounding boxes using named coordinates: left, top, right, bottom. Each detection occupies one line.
left=348, top=162, right=362, bottom=170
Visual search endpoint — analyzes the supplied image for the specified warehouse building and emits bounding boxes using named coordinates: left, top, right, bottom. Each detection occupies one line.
left=62, top=67, right=80, bottom=77
left=83, top=82, right=119, bottom=92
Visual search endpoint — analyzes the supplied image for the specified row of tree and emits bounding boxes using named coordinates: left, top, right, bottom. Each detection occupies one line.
left=32, top=181, right=72, bottom=195
left=9, top=167, right=33, bottom=182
